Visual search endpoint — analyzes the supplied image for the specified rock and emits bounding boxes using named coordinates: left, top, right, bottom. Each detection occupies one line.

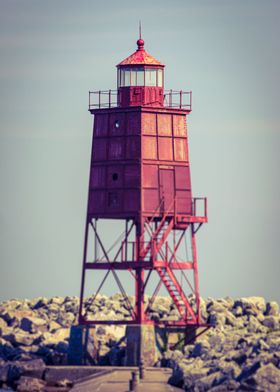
left=31, top=297, right=49, bottom=310
left=49, top=296, right=64, bottom=305
left=55, top=378, right=73, bottom=387
left=20, top=317, right=47, bottom=333
left=0, top=363, right=10, bottom=384
left=56, top=312, right=76, bottom=327
left=42, top=328, right=69, bottom=346
left=49, top=321, right=61, bottom=332
left=16, top=376, right=46, bottom=392
left=208, top=379, right=240, bottom=391
left=242, top=363, right=280, bottom=391
left=194, top=371, right=222, bottom=390
left=191, top=341, right=210, bottom=358
left=208, top=311, right=226, bottom=327
left=247, top=315, right=262, bottom=333
left=236, top=360, right=261, bottom=383
left=0, top=318, right=8, bottom=333
left=266, top=301, right=279, bottom=316
left=262, top=316, right=279, bottom=331
left=183, top=362, right=210, bottom=390
left=4, top=331, right=41, bottom=347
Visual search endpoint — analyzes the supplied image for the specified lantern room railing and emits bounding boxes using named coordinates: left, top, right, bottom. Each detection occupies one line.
left=88, top=89, right=192, bottom=110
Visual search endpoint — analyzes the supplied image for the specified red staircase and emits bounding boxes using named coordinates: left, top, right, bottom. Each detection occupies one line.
left=141, top=197, right=198, bottom=323
left=156, top=266, right=197, bottom=322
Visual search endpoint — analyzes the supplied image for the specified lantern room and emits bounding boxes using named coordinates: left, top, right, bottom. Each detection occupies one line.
left=117, top=38, right=165, bottom=107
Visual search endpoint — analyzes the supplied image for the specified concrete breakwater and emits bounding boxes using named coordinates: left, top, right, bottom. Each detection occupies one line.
left=0, top=295, right=279, bottom=390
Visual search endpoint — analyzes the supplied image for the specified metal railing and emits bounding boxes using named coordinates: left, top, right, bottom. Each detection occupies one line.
left=88, top=89, right=192, bottom=110
left=192, top=197, right=208, bottom=218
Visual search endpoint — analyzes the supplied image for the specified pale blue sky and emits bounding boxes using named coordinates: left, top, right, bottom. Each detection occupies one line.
left=0, top=0, right=279, bottom=302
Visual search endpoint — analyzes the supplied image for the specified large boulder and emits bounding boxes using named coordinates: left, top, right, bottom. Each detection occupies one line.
left=266, top=301, right=279, bottom=316
left=242, top=363, right=280, bottom=391
left=16, top=376, right=46, bottom=392
left=20, top=317, right=48, bottom=333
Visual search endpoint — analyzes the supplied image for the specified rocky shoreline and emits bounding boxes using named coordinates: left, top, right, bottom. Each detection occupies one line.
left=0, top=295, right=279, bottom=390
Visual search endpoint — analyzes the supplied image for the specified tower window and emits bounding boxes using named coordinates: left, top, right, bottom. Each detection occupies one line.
left=115, top=120, right=120, bottom=128
left=119, top=67, right=163, bottom=87
left=112, top=173, right=118, bottom=181
left=146, top=68, right=157, bottom=86
left=108, top=192, right=119, bottom=207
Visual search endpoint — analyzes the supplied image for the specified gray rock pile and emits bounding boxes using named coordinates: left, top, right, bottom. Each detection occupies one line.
left=0, top=295, right=279, bottom=391
left=165, top=296, right=280, bottom=391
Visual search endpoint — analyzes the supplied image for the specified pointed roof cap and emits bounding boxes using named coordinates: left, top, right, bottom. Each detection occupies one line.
left=117, top=38, right=164, bottom=67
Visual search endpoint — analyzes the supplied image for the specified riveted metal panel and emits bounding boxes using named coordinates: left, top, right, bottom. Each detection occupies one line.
left=143, top=189, right=159, bottom=212
left=159, top=168, right=175, bottom=210
left=175, top=166, right=191, bottom=190
left=127, top=112, right=141, bottom=135
left=158, top=137, right=173, bottom=161
left=158, top=114, right=172, bottom=136
left=176, top=190, right=192, bottom=214
left=108, top=138, right=124, bottom=160
left=88, top=190, right=105, bottom=213
left=92, top=139, right=107, bottom=161
left=142, top=112, right=156, bottom=135
left=126, top=136, right=140, bottom=158
left=90, top=166, right=106, bottom=188
left=143, top=136, right=157, bottom=159
left=143, top=165, right=158, bottom=188
left=124, top=165, right=140, bottom=187
left=173, top=115, right=186, bottom=137
left=174, top=138, right=188, bottom=161
left=124, top=190, right=140, bottom=211
left=108, top=190, right=123, bottom=210
left=94, top=114, right=108, bottom=137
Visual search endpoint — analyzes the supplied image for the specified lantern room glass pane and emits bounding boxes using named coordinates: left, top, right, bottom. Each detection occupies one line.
left=137, top=69, right=144, bottom=85
left=145, top=68, right=157, bottom=86
left=120, top=68, right=130, bottom=86
left=131, top=70, right=136, bottom=86
left=157, top=69, right=163, bottom=87
left=124, top=69, right=130, bottom=86
left=131, top=67, right=144, bottom=86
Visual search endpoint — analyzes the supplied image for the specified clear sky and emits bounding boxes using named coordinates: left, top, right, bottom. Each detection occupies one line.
left=0, top=0, right=279, bottom=303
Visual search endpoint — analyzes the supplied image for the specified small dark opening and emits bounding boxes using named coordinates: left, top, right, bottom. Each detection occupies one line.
left=115, top=120, right=120, bottom=128
left=112, top=173, right=118, bottom=181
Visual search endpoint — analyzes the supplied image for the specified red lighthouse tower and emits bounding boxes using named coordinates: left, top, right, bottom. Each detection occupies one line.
left=78, top=35, right=208, bottom=363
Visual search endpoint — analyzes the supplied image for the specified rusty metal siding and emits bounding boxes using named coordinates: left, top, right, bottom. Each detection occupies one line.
left=94, top=114, right=108, bottom=136
left=175, top=166, right=191, bottom=190
left=92, top=139, right=107, bottom=161
left=142, top=112, right=156, bottom=134
left=89, top=190, right=105, bottom=213
left=143, top=136, right=157, bottom=159
left=90, top=166, right=106, bottom=188
left=173, top=115, right=186, bottom=136
left=124, top=190, right=140, bottom=212
left=124, top=165, right=139, bottom=188
left=108, top=138, right=124, bottom=160
left=174, top=138, right=188, bottom=161
left=126, top=136, right=140, bottom=158
left=176, top=190, right=192, bottom=214
left=143, top=165, right=158, bottom=188
left=159, top=168, right=175, bottom=210
left=158, top=137, right=173, bottom=161
left=143, top=189, right=159, bottom=212
left=157, top=114, right=172, bottom=136
left=127, top=112, right=141, bottom=135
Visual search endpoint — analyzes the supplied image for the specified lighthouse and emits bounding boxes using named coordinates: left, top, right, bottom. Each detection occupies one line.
left=75, top=34, right=208, bottom=365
